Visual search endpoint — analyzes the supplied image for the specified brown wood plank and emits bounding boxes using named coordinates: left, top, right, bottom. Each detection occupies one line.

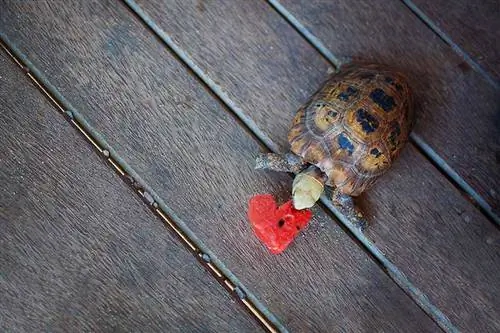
left=0, top=1, right=440, bottom=331
left=410, top=0, right=500, bottom=79
left=278, top=0, right=500, bottom=216
left=0, top=53, right=261, bottom=332
left=110, top=0, right=499, bottom=331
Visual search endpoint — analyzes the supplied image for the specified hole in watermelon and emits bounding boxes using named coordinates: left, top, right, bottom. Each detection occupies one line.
left=278, top=219, right=285, bottom=227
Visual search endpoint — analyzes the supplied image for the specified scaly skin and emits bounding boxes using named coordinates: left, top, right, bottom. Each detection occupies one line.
left=255, top=152, right=308, bottom=174
left=331, top=189, right=367, bottom=231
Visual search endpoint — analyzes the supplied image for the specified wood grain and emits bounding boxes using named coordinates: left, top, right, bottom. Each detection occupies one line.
left=0, top=1, right=440, bottom=331
left=278, top=0, right=500, bottom=216
left=116, top=0, right=499, bottom=331
left=410, top=0, right=500, bottom=79
left=0, top=53, right=261, bottom=333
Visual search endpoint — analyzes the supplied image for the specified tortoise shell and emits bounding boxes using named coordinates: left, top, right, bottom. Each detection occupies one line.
left=288, top=64, right=414, bottom=196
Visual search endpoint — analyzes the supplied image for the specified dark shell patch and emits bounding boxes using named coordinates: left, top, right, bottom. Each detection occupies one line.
left=337, top=86, right=358, bottom=102
left=370, top=88, right=395, bottom=112
left=385, top=76, right=405, bottom=91
left=356, top=109, right=379, bottom=133
left=338, top=133, right=355, bottom=155
left=370, top=148, right=382, bottom=157
left=388, top=122, right=402, bottom=151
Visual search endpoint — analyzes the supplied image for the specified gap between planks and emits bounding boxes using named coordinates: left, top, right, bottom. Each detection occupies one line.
left=399, top=0, right=499, bottom=89
left=0, top=35, right=285, bottom=333
left=265, top=0, right=499, bottom=228
left=121, top=1, right=459, bottom=332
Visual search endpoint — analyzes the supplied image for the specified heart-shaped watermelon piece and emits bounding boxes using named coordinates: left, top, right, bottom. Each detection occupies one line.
left=248, top=194, right=312, bottom=254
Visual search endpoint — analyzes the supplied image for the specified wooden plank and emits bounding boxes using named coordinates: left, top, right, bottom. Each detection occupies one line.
left=277, top=0, right=500, bottom=216
left=0, top=1, right=440, bottom=331
left=409, top=0, right=500, bottom=79
left=0, top=53, right=261, bottom=333
left=107, top=0, right=499, bottom=331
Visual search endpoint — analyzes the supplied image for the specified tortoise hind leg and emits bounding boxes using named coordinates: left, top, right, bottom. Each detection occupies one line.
left=255, top=153, right=308, bottom=174
left=331, top=189, right=368, bottom=231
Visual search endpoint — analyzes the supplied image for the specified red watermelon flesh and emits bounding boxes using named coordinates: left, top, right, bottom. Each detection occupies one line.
left=248, top=194, right=312, bottom=254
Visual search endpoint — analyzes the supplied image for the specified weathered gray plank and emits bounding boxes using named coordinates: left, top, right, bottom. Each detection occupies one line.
left=119, top=0, right=499, bottom=331
left=409, top=0, right=500, bottom=79
left=0, top=1, right=440, bottom=331
left=278, top=0, right=499, bottom=216
left=0, top=52, right=261, bottom=333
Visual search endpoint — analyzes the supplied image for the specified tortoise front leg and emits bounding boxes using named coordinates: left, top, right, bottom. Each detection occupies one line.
left=331, top=189, right=368, bottom=231
left=255, top=153, right=308, bottom=174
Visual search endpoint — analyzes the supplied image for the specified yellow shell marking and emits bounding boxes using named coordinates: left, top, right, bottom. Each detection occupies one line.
left=313, top=102, right=340, bottom=132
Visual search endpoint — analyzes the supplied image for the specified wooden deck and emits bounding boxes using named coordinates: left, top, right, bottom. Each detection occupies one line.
left=0, top=1, right=498, bottom=332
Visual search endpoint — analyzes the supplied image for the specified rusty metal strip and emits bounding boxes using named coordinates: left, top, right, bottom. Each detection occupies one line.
left=0, top=34, right=282, bottom=333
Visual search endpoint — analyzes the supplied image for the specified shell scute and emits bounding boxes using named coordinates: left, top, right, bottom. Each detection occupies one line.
left=310, top=100, right=343, bottom=133
left=343, top=107, right=382, bottom=145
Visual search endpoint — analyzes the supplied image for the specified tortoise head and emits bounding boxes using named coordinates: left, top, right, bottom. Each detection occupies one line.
left=292, top=166, right=326, bottom=210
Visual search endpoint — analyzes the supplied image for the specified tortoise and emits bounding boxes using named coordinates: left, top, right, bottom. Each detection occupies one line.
left=255, top=63, right=414, bottom=230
